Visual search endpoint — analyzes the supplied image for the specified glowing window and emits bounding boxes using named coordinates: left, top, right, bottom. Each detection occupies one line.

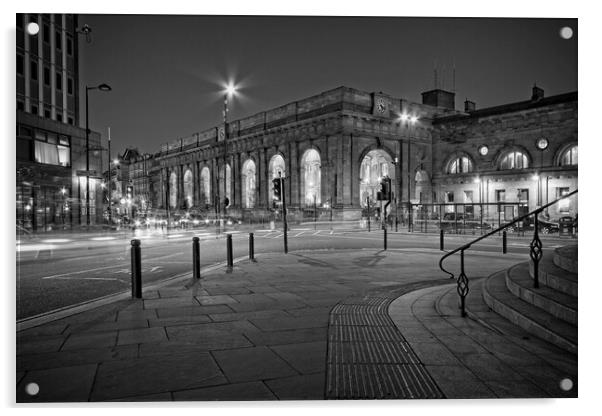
left=499, top=151, right=529, bottom=170
left=447, top=156, right=473, bottom=174
left=560, top=145, right=577, bottom=166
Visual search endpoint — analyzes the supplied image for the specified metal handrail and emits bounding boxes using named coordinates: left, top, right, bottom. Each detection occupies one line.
left=439, top=189, right=577, bottom=316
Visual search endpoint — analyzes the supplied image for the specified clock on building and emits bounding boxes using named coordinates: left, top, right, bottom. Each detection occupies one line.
left=478, top=145, right=489, bottom=156
left=375, top=97, right=388, bottom=114
left=536, top=137, right=549, bottom=150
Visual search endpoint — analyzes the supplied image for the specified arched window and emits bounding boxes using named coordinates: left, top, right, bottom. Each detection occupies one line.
left=560, top=145, right=578, bottom=166
left=183, top=169, right=193, bottom=209
left=169, top=171, right=177, bottom=209
left=241, top=159, right=256, bottom=208
left=200, top=167, right=211, bottom=205
left=301, top=149, right=321, bottom=206
left=447, top=156, right=473, bottom=174
left=499, top=150, right=529, bottom=170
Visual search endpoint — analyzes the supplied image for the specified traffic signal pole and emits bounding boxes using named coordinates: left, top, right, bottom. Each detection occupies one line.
left=280, top=172, right=288, bottom=254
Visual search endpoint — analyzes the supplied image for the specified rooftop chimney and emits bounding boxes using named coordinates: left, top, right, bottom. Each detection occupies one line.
left=421, top=89, right=455, bottom=110
left=464, top=99, right=476, bottom=112
left=532, top=84, right=544, bottom=101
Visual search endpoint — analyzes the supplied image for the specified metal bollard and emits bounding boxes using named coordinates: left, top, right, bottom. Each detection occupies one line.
left=226, top=233, right=233, bottom=272
left=193, top=237, right=200, bottom=279
left=440, top=229, right=444, bottom=251
left=384, top=228, right=387, bottom=251
left=249, top=232, right=257, bottom=262
left=502, top=231, right=507, bottom=254
left=130, top=239, right=142, bottom=298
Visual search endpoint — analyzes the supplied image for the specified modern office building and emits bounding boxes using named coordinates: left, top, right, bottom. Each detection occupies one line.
left=16, top=13, right=104, bottom=231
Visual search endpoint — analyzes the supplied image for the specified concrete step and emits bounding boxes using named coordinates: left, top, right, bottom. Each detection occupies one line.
left=482, top=270, right=577, bottom=354
left=507, top=263, right=577, bottom=325
left=553, top=245, right=578, bottom=274
left=529, top=255, right=578, bottom=297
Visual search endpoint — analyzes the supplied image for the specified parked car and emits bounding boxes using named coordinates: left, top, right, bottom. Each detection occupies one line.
left=437, top=212, right=492, bottom=232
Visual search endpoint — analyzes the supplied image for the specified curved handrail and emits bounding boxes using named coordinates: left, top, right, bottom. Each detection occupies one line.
left=439, top=189, right=578, bottom=280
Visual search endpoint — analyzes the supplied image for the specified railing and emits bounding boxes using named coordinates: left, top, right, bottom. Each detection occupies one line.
left=439, top=189, right=578, bottom=317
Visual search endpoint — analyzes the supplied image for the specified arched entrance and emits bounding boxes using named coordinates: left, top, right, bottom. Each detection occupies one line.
left=359, top=149, right=395, bottom=207
left=200, top=167, right=211, bottom=205
left=241, top=159, right=256, bottom=208
left=300, top=149, right=321, bottom=206
left=169, top=171, right=177, bottom=209
left=183, top=169, right=193, bottom=209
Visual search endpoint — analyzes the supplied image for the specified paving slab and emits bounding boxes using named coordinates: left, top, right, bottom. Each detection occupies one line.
left=270, top=341, right=327, bottom=374
left=211, top=346, right=298, bottom=383
left=90, top=352, right=226, bottom=401
left=173, top=381, right=276, bottom=401
left=265, top=373, right=325, bottom=400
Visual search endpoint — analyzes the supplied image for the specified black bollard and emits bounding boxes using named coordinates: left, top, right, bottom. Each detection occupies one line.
left=130, top=239, right=142, bottom=298
left=502, top=231, right=507, bottom=254
left=384, top=228, right=387, bottom=251
left=193, top=237, right=200, bottom=279
left=440, top=229, right=444, bottom=251
left=249, top=232, right=256, bottom=262
left=226, top=233, right=233, bottom=272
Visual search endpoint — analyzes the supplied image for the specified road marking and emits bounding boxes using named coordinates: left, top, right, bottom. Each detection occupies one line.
left=272, top=233, right=284, bottom=239
left=294, top=231, right=306, bottom=237
left=90, top=236, right=117, bottom=241
left=42, top=263, right=128, bottom=279
left=40, top=238, right=72, bottom=243
left=312, top=231, right=321, bottom=235
left=45, top=276, right=121, bottom=281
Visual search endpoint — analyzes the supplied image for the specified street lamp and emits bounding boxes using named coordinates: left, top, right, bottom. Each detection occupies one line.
left=392, top=156, right=399, bottom=231
left=220, top=82, right=237, bottom=230
left=398, top=113, right=418, bottom=231
left=535, top=137, right=549, bottom=207
left=85, top=83, right=111, bottom=227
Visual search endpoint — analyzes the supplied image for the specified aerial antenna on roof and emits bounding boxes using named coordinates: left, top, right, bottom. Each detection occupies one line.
left=453, top=61, right=456, bottom=92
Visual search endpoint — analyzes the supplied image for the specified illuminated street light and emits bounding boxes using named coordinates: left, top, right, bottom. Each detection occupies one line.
left=85, top=82, right=112, bottom=227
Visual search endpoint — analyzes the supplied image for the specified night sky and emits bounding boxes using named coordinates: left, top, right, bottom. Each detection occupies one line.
left=77, top=15, right=577, bottom=155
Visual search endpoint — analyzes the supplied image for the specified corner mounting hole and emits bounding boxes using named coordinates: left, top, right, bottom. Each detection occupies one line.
left=560, top=378, right=573, bottom=391
left=25, top=382, right=39, bottom=396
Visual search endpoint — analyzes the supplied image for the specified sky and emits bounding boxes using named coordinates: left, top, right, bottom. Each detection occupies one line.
left=77, top=14, right=577, bottom=155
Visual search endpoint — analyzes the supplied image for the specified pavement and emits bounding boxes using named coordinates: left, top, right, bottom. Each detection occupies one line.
left=15, top=246, right=577, bottom=402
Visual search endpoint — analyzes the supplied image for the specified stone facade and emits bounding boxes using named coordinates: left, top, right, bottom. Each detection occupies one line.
left=127, top=85, right=578, bottom=224
left=432, top=90, right=578, bottom=220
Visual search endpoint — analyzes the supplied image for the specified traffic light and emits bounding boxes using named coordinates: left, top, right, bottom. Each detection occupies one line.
left=377, top=177, right=392, bottom=201
left=273, top=178, right=281, bottom=201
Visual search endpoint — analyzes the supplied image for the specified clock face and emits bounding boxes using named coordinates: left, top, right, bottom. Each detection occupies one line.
left=479, top=145, right=489, bottom=156
left=536, top=138, right=549, bottom=150
left=376, top=98, right=387, bottom=114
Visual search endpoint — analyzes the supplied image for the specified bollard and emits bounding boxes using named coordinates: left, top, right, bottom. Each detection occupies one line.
left=384, top=228, right=387, bottom=251
left=226, top=233, right=233, bottom=272
left=502, top=231, right=507, bottom=254
left=130, top=239, right=142, bottom=298
left=249, top=232, right=257, bottom=262
left=440, top=229, right=444, bottom=251
left=193, top=237, right=200, bottom=279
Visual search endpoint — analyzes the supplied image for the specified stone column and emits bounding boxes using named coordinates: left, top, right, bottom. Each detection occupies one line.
left=289, top=142, right=298, bottom=207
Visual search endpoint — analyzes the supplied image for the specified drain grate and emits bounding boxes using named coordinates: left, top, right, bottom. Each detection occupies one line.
left=325, top=281, right=448, bottom=400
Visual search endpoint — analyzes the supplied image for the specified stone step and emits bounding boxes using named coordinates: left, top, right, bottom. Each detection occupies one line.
left=553, top=245, right=578, bottom=274
left=507, top=263, right=577, bottom=325
left=529, top=255, right=578, bottom=297
left=482, top=270, right=577, bottom=354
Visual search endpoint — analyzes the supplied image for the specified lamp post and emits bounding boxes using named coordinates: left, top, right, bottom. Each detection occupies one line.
left=535, top=137, right=549, bottom=207
left=392, top=157, right=399, bottom=231
left=399, top=114, right=418, bottom=231
left=85, top=83, right=111, bottom=227
left=220, top=83, right=237, bottom=231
